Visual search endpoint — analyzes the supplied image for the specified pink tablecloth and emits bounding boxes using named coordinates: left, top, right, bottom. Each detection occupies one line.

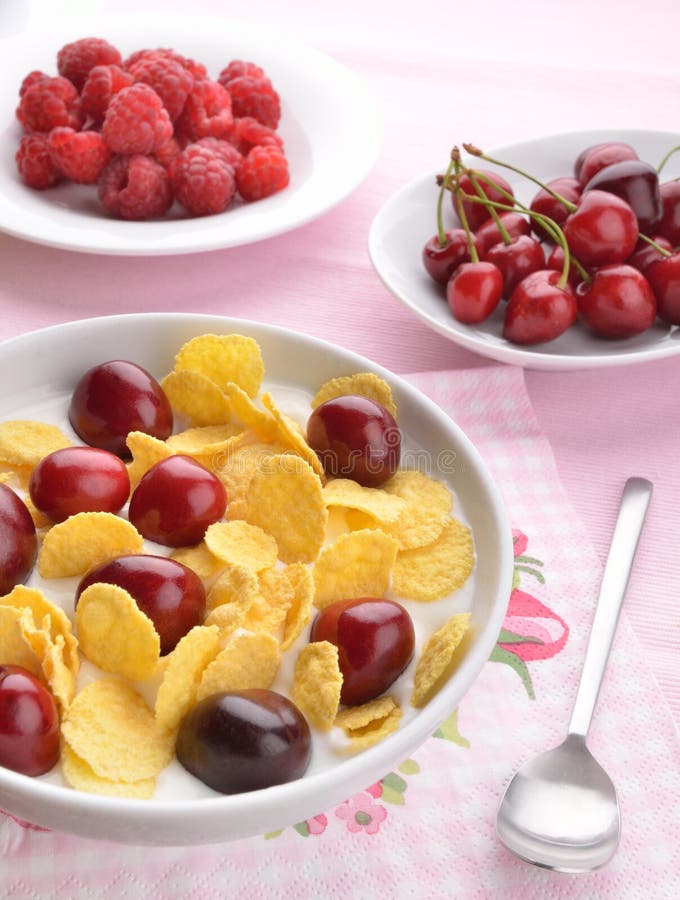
left=1, top=0, right=680, bottom=895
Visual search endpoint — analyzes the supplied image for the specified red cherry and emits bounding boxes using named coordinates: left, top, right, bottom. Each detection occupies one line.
left=76, top=554, right=206, bottom=654
left=646, top=253, right=680, bottom=324
left=503, top=269, right=577, bottom=345
left=627, top=235, right=673, bottom=274
left=306, top=395, right=401, bottom=488
left=577, top=264, right=656, bottom=337
left=529, top=176, right=582, bottom=242
left=128, top=454, right=227, bottom=547
left=0, top=484, right=37, bottom=595
left=658, top=181, right=680, bottom=246
left=583, top=160, right=662, bottom=234
left=69, top=360, right=173, bottom=458
left=422, top=229, right=479, bottom=285
left=310, top=598, right=415, bottom=706
left=575, top=141, right=639, bottom=187
left=0, top=665, right=60, bottom=777
left=447, top=261, right=503, bottom=324
left=482, top=234, right=546, bottom=296
left=475, top=211, right=530, bottom=256
left=453, top=169, right=514, bottom=231
left=29, top=446, right=130, bottom=523
left=545, top=245, right=585, bottom=289
left=563, top=190, right=639, bottom=267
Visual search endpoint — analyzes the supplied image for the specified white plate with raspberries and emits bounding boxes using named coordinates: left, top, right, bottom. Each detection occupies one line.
left=1, top=18, right=381, bottom=255
left=369, top=129, right=680, bottom=371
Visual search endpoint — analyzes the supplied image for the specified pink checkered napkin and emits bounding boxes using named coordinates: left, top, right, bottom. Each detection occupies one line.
left=2, top=366, right=679, bottom=900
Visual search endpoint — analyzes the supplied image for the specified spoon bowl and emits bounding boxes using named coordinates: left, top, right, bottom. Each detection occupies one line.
left=496, top=477, right=652, bottom=873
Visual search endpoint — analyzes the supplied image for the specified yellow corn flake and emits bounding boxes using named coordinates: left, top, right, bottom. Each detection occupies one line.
left=0, top=464, right=32, bottom=490
left=155, top=625, right=221, bottom=732
left=280, top=563, right=314, bottom=651
left=166, top=423, right=244, bottom=454
left=204, top=520, right=279, bottom=573
left=0, top=606, right=43, bottom=676
left=238, top=566, right=296, bottom=638
left=411, top=612, right=472, bottom=708
left=195, top=632, right=281, bottom=701
left=22, top=494, right=53, bottom=530
left=126, top=430, right=174, bottom=490
left=205, top=564, right=260, bottom=614
left=239, top=454, right=327, bottom=564
left=261, top=393, right=325, bottom=478
left=0, top=584, right=78, bottom=670
left=38, top=512, right=144, bottom=578
left=203, top=602, right=248, bottom=637
left=41, top=635, right=77, bottom=712
left=61, top=743, right=156, bottom=798
left=312, top=373, right=398, bottom=420
left=381, top=470, right=452, bottom=550
left=174, top=333, right=265, bottom=399
left=392, top=516, right=474, bottom=602
left=170, top=542, right=225, bottom=581
left=0, top=420, right=71, bottom=468
left=75, top=583, right=160, bottom=680
left=62, top=678, right=174, bottom=782
left=161, top=369, right=232, bottom=427
left=221, top=382, right=278, bottom=441
left=313, top=529, right=398, bottom=609
left=213, top=439, right=290, bottom=516
left=323, top=478, right=405, bottom=525
left=291, top=641, right=343, bottom=732
left=334, top=695, right=402, bottom=750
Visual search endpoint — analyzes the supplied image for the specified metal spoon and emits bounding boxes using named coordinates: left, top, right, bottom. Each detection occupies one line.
left=496, top=476, right=653, bottom=873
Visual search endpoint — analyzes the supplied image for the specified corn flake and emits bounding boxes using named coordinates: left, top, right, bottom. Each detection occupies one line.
left=126, top=431, right=173, bottom=489
left=155, top=625, right=221, bottom=732
left=313, top=529, right=398, bottom=609
left=205, top=564, right=260, bottom=614
left=38, top=512, right=144, bottom=578
left=195, top=632, right=281, bottom=701
left=312, top=373, right=398, bottom=420
left=173, top=333, right=265, bottom=399
left=204, top=520, right=278, bottom=573
left=75, top=583, right=160, bottom=680
left=239, top=453, right=327, bottom=564
left=62, top=678, right=174, bottom=781
left=392, top=516, right=474, bottom=602
left=261, top=393, right=324, bottom=478
left=280, top=563, right=314, bottom=651
left=61, top=743, right=157, bottom=798
left=0, top=420, right=71, bottom=468
left=411, top=612, right=472, bottom=708
left=0, top=606, right=42, bottom=677
left=170, top=542, right=225, bottom=581
left=323, top=478, right=405, bottom=525
left=334, top=695, right=402, bottom=750
left=382, top=470, right=452, bottom=550
left=161, top=369, right=232, bottom=426
left=291, top=641, right=343, bottom=731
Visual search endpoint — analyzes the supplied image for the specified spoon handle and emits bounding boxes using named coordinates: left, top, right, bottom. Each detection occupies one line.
left=567, top=477, right=653, bottom=739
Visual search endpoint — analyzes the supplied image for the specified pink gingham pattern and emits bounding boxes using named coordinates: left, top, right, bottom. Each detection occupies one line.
left=2, top=366, right=678, bottom=899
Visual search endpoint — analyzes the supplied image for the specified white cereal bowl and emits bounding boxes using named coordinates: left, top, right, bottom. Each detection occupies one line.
left=0, top=313, right=512, bottom=845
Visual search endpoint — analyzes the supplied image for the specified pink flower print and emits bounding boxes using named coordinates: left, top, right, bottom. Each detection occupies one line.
left=500, top=588, right=569, bottom=662
left=336, top=791, right=387, bottom=835
left=306, top=814, right=328, bottom=836
left=1, top=810, right=50, bottom=832
left=365, top=781, right=383, bottom=799
left=512, top=529, right=528, bottom=557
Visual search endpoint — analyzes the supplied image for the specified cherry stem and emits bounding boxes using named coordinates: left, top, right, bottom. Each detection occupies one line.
left=452, top=152, right=480, bottom=263
left=466, top=169, right=512, bottom=244
left=435, top=151, right=457, bottom=246
left=463, top=143, right=578, bottom=213
left=657, top=144, right=680, bottom=176
left=637, top=232, right=673, bottom=258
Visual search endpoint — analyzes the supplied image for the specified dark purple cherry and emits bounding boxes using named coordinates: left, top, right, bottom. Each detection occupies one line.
left=583, top=160, right=662, bottom=234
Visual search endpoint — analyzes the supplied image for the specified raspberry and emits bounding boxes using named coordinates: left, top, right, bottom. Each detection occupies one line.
left=99, top=155, right=173, bottom=220
left=171, top=143, right=236, bottom=216
left=236, top=144, right=289, bottom=202
left=227, top=76, right=280, bottom=129
left=16, top=76, right=81, bottom=132
left=218, top=60, right=266, bottom=85
left=124, top=48, right=207, bottom=81
left=57, top=37, right=122, bottom=91
left=128, top=55, right=194, bottom=122
left=102, top=83, right=173, bottom=155
left=80, top=64, right=133, bottom=123
left=191, top=137, right=243, bottom=170
left=175, top=79, right=233, bottom=141
left=227, top=116, right=283, bottom=156
left=19, top=71, right=50, bottom=97
left=15, top=133, right=61, bottom=189
left=47, top=127, right=111, bottom=184
left=154, top=136, right=183, bottom=171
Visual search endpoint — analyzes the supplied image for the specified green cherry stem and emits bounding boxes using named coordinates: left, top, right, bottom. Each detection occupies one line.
left=463, top=142, right=578, bottom=213
left=466, top=169, right=512, bottom=244
left=435, top=150, right=457, bottom=247
left=657, top=144, right=680, bottom=176
left=637, top=232, right=673, bottom=257
left=452, top=151, right=480, bottom=263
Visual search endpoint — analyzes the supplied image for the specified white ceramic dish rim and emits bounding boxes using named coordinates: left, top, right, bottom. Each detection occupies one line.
left=0, top=16, right=382, bottom=256
left=0, top=313, right=513, bottom=845
left=368, top=128, right=680, bottom=371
